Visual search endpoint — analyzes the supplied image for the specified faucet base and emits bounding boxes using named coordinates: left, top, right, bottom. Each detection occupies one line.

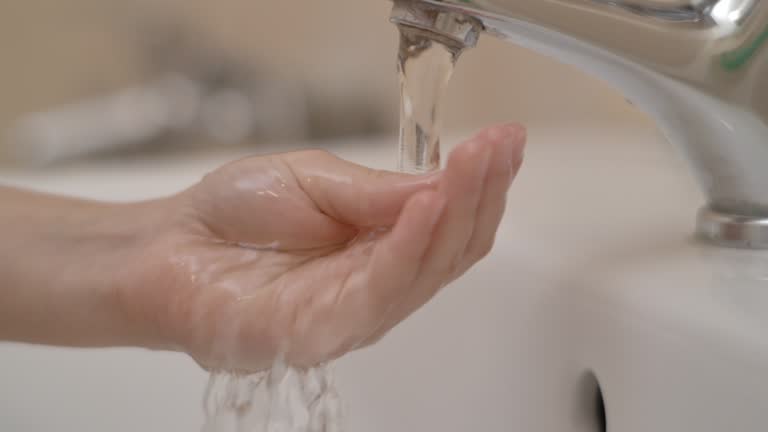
left=696, top=207, right=768, bottom=249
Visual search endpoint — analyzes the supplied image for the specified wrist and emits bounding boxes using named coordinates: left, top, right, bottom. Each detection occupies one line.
left=71, top=198, right=175, bottom=348
left=0, top=186, right=175, bottom=348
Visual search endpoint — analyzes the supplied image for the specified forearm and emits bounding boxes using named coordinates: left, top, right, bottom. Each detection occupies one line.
left=0, top=186, right=165, bottom=347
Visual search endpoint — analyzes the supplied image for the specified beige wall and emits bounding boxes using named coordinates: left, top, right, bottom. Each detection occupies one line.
left=0, top=0, right=646, bottom=149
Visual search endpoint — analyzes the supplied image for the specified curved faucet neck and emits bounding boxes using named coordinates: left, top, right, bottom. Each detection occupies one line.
left=392, top=0, right=768, bottom=248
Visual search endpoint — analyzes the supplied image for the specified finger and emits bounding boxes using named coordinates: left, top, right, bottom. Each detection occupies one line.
left=415, top=133, right=492, bottom=283
left=457, top=124, right=525, bottom=274
left=360, top=133, right=492, bottom=342
left=287, top=189, right=446, bottom=366
left=281, top=149, right=442, bottom=228
left=362, top=190, right=446, bottom=320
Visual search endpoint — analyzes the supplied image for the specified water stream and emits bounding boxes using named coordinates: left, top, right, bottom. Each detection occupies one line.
left=397, top=25, right=463, bottom=173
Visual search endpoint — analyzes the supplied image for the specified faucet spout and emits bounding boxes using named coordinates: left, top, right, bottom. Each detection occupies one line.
left=390, top=0, right=482, bottom=51
left=391, top=0, right=768, bottom=248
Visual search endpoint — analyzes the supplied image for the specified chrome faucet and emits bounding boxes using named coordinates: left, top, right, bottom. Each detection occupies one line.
left=390, top=0, right=768, bottom=249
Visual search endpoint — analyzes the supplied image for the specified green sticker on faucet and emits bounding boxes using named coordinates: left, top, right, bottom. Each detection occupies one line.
left=720, top=25, right=768, bottom=71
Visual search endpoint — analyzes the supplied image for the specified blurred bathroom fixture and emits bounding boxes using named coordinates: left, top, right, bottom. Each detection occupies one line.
left=5, top=31, right=312, bottom=166
left=5, top=15, right=386, bottom=166
left=7, top=71, right=308, bottom=165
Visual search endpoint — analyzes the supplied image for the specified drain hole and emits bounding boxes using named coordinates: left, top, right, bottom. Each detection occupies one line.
left=580, top=371, right=607, bottom=432
left=595, top=380, right=606, bottom=432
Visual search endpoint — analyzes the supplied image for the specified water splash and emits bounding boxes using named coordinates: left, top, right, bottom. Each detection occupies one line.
left=201, top=360, right=343, bottom=432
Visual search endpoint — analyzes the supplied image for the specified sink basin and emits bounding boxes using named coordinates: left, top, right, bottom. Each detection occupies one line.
left=2, top=123, right=767, bottom=432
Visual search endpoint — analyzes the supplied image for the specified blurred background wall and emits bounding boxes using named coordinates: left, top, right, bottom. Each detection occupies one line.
left=0, top=0, right=647, bottom=166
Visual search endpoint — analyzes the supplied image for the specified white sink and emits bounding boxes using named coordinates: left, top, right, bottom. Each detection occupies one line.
left=2, top=123, right=767, bottom=432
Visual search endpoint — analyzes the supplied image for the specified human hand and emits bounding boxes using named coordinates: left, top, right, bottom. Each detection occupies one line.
left=120, top=124, right=525, bottom=372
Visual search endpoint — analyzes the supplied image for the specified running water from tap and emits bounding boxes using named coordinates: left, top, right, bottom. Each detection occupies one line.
left=397, top=25, right=464, bottom=173
left=201, top=361, right=342, bottom=432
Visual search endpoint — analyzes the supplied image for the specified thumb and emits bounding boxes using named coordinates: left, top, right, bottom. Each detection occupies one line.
left=281, top=149, right=442, bottom=227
